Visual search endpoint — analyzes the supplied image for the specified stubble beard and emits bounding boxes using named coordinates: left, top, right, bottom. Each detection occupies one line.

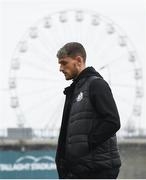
left=65, top=64, right=79, bottom=80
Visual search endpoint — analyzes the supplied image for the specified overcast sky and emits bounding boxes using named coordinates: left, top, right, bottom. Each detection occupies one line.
left=0, top=0, right=146, bottom=134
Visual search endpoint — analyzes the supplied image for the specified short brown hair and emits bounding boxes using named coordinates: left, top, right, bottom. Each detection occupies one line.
left=57, top=42, right=86, bottom=62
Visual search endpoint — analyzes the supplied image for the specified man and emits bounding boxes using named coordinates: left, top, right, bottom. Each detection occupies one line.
left=55, top=42, right=121, bottom=179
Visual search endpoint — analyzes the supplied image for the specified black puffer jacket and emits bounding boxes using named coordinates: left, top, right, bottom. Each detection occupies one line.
left=55, top=67, right=121, bottom=178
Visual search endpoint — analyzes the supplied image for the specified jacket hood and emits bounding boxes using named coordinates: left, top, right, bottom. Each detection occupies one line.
left=64, top=67, right=103, bottom=95
left=74, top=66, right=103, bottom=83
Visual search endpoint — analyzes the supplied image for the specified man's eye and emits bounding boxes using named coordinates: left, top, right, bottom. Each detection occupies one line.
left=62, top=62, right=67, bottom=65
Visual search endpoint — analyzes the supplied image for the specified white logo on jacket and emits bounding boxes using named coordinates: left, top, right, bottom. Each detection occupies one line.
left=76, top=92, right=83, bottom=102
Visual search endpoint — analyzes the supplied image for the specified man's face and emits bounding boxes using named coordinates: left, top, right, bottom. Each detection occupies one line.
left=58, top=56, right=79, bottom=80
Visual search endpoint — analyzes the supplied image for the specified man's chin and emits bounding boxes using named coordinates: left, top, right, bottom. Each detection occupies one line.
left=65, top=75, right=72, bottom=80
left=65, top=77, right=72, bottom=80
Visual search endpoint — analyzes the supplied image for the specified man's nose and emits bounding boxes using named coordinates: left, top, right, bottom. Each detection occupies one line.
left=59, top=65, right=63, bottom=72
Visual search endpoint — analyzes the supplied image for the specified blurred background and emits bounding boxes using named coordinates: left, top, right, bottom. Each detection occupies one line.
left=0, top=0, right=146, bottom=178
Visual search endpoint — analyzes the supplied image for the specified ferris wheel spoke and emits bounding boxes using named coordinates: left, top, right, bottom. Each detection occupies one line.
left=49, top=104, right=64, bottom=129
left=21, top=59, right=60, bottom=75
left=95, top=36, right=125, bottom=62
left=45, top=97, right=63, bottom=129
left=58, top=20, right=71, bottom=43
left=109, top=67, right=134, bottom=77
left=20, top=60, right=51, bottom=73
left=53, top=22, right=67, bottom=46
left=95, top=40, right=113, bottom=59
left=0, top=88, right=9, bottom=92
left=17, top=75, right=65, bottom=84
left=28, top=36, right=57, bottom=66
left=17, top=86, right=61, bottom=96
left=20, top=84, right=61, bottom=98
left=32, top=95, right=64, bottom=130
left=23, top=91, right=61, bottom=114
left=98, top=52, right=129, bottom=71
left=36, top=29, right=59, bottom=57
left=111, top=83, right=135, bottom=88
left=38, top=36, right=57, bottom=57
left=39, top=26, right=64, bottom=56
left=31, top=42, right=53, bottom=63
left=93, top=32, right=116, bottom=59
left=91, top=30, right=105, bottom=56
left=45, top=18, right=67, bottom=49
left=67, top=12, right=79, bottom=42
left=17, top=76, right=57, bottom=81
left=77, top=22, right=82, bottom=42
left=115, top=93, right=134, bottom=105
left=28, top=46, right=55, bottom=67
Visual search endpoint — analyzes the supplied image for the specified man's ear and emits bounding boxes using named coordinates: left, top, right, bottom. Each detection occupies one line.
left=75, top=56, right=83, bottom=65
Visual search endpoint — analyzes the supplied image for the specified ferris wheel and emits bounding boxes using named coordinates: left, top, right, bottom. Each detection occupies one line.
left=9, top=9, right=144, bottom=138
